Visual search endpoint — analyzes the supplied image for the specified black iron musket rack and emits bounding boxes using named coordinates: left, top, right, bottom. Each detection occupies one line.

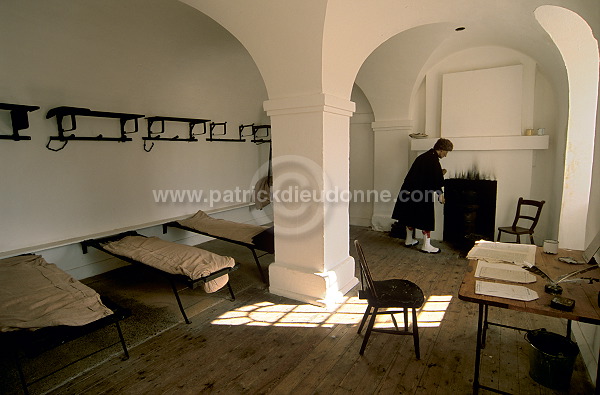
left=207, top=121, right=245, bottom=142
left=45, top=106, right=145, bottom=151
left=239, top=123, right=271, bottom=144
left=0, top=103, right=40, bottom=141
left=143, top=116, right=210, bottom=152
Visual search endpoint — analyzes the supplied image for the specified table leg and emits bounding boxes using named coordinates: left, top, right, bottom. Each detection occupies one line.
left=594, top=338, right=600, bottom=395
left=482, top=304, right=489, bottom=348
left=473, top=303, right=485, bottom=394
left=596, top=345, right=600, bottom=395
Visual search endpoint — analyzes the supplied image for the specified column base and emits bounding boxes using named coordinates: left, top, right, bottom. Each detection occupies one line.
left=268, top=256, right=359, bottom=309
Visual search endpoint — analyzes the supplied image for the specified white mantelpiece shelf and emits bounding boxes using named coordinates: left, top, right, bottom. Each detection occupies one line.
left=410, top=135, right=549, bottom=151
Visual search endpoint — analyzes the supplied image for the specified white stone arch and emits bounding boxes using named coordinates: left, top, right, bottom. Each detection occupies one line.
left=535, top=6, right=599, bottom=250
left=354, top=23, right=455, bottom=122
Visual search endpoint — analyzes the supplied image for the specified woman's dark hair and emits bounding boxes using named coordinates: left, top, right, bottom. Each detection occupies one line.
left=433, top=138, right=453, bottom=151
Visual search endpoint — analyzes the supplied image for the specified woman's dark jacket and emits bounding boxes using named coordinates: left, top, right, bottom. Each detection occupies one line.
left=391, top=149, right=444, bottom=231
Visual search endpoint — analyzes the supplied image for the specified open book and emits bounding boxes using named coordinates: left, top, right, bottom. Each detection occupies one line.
left=467, top=241, right=536, bottom=267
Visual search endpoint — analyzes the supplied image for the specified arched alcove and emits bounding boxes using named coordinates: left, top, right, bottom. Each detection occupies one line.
left=535, top=6, right=599, bottom=251
left=535, top=5, right=600, bottom=384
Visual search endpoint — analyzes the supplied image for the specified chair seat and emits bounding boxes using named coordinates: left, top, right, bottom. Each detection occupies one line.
left=498, top=226, right=532, bottom=235
left=359, top=279, right=424, bottom=307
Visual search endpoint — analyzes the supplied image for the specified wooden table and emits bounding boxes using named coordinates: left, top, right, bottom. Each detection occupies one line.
left=458, top=247, right=600, bottom=394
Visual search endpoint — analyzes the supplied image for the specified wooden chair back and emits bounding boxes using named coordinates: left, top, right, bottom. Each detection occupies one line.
left=354, top=240, right=378, bottom=300
left=511, top=197, right=545, bottom=231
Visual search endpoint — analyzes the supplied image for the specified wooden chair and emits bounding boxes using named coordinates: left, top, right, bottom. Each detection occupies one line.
left=497, top=197, right=545, bottom=244
left=354, top=240, right=425, bottom=358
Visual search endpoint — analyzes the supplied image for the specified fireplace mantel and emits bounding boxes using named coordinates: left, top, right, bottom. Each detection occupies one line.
left=410, top=135, right=549, bottom=151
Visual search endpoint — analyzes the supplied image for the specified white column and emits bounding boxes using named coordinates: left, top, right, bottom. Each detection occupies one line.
left=263, top=94, right=359, bottom=308
left=370, top=120, right=413, bottom=231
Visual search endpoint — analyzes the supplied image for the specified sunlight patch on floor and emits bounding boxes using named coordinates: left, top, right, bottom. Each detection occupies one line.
left=211, top=295, right=452, bottom=328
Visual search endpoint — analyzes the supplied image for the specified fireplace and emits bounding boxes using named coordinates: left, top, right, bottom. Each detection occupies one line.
left=443, top=177, right=497, bottom=250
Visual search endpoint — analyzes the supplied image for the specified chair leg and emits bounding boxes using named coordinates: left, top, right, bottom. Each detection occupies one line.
left=412, top=308, right=420, bottom=360
left=357, top=305, right=372, bottom=334
left=516, top=234, right=521, bottom=244
left=390, top=313, right=399, bottom=331
left=359, top=306, right=379, bottom=355
left=530, top=235, right=535, bottom=245
left=497, top=231, right=502, bottom=242
left=403, top=308, right=409, bottom=331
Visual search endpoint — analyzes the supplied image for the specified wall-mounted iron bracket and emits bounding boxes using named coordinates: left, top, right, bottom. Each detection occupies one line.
left=240, top=123, right=271, bottom=144
left=0, top=103, right=40, bottom=141
left=45, top=106, right=144, bottom=151
left=207, top=121, right=245, bottom=142
left=142, top=116, right=210, bottom=152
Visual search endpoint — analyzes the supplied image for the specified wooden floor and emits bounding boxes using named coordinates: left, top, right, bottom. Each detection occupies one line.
left=48, top=227, right=593, bottom=394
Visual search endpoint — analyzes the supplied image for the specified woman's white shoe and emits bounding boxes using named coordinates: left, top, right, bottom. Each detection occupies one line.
left=404, top=227, right=419, bottom=247
left=421, top=236, right=440, bottom=254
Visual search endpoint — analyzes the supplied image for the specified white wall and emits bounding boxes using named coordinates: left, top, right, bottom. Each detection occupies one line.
left=531, top=71, right=560, bottom=241
left=0, top=0, right=269, bottom=277
left=414, top=47, right=557, bottom=242
left=349, top=85, right=374, bottom=227
left=441, top=65, right=525, bottom=137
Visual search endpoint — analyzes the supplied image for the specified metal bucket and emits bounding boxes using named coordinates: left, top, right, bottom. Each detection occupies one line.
left=525, top=328, right=579, bottom=390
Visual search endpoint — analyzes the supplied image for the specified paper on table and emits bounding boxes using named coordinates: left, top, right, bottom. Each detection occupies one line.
left=475, top=260, right=537, bottom=283
left=467, top=241, right=536, bottom=267
left=475, top=280, right=539, bottom=301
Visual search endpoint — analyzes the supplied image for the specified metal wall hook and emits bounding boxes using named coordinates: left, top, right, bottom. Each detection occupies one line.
left=143, top=140, right=154, bottom=152
left=207, top=121, right=245, bottom=142
left=239, top=123, right=271, bottom=144
left=45, top=138, right=69, bottom=152
left=0, top=103, right=40, bottom=141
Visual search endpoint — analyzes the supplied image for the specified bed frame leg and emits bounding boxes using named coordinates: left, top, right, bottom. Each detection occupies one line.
left=168, top=279, right=191, bottom=324
left=12, top=351, right=29, bottom=395
left=250, top=248, right=267, bottom=284
left=226, top=281, right=236, bottom=301
left=114, top=320, right=129, bottom=360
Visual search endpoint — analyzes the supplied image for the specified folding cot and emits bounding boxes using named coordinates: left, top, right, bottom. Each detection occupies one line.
left=163, top=210, right=274, bottom=283
left=0, top=254, right=130, bottom=394
left=81, top=231, right=239, bottom=324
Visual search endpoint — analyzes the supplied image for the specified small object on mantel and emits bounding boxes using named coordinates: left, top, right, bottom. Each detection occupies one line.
left=409, top=133, right=428, bottom=139
left=524, top=128, right=535, bottom=136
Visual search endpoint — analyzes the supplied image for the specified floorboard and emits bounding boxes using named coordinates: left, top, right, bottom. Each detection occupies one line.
left=2, top=226, right=594, bottom=394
